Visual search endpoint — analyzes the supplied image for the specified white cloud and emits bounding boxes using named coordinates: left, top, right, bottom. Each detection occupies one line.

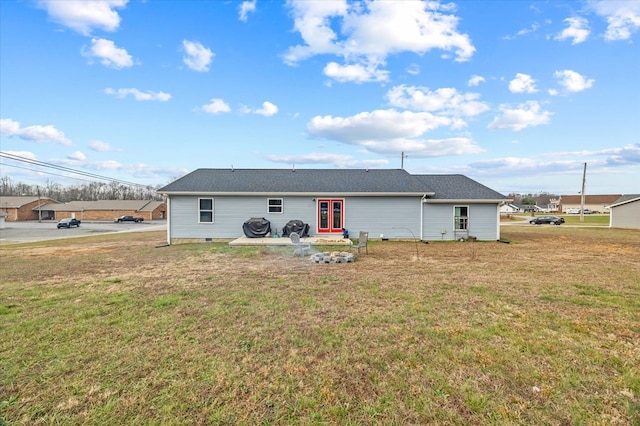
left=37, top=0, right=127, bottom=35
left=555, top=17, right=590, bottom=44
left=105, top=88, right=171, bottom=101
left=509, top=73, right=538, bottom=94
left=284, top=0, right=475, bottom=83
left=488, top=101, right=552, bottom=131
left=386, top=85, right=490, bottom=118
left=84, top=38, right=133, bottom=69
left=554, top=70, right=595, bottom=93
left=254, top=101, right=279, bottom=117
left=201, top=98, right=231, bottom=114
left=89, top=140, right=115, bottom=152
left=0, top=118, right=72, bottom=145
left=67, top=151, right=86, bottom=161
left=2, top=150, right=38, bottom=161
left=239, top=0, right=257, bottom=22
left=307, top=109, right=483, bottom=157
left=323, top=61, right=389, bottom=83
left=589, top=0, right=640, bottom=41
left=266, top=152, right=388, bottom=168
left=182, top=40, right=214, bottom=72
left=468, top=75, right=485, bottom=87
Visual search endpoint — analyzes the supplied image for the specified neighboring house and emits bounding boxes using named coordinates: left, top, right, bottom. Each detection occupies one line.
left=157, top=168, right=510, bottom=245
left=36, top=200, right=166, bottom=221
left=609, top=194, right=640, bottom=229
left=0, top=196, right=58, bottom=221
left=500, top=203, right=521, bottom=214
left=559, top=194, right=621, bottom=213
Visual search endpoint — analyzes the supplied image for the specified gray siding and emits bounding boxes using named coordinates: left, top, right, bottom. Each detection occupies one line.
left=422, top=203, right=499, bottom=241
left=168, top=195, right=500, bottom=242
left=610, top=200, right=640, bottom=229
left=168, top=195, right=423, bottom=240
left=343, top=197, right=421, bottom=239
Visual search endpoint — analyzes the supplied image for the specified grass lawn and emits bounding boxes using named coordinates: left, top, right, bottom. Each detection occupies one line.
left=1, top=228, right=639, bottom=425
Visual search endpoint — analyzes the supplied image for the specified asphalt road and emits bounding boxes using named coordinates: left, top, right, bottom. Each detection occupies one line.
left=0, top=220, right=167, bottom=245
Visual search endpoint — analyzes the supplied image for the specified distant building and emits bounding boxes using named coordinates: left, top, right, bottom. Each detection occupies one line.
left=0, top=196, right=59, bottom=221
left=558, top=194, right=621, bottom=214
left=37, top=200, right=166, bottom=221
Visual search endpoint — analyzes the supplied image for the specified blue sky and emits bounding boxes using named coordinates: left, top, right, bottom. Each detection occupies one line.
left=1, top=0, right=638, bottom=195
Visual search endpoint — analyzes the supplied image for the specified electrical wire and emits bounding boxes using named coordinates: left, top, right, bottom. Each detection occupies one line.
left=0, top=151, right=153, bottom=188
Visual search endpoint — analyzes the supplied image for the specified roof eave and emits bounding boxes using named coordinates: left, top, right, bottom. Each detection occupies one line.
left=160, top=191, right=433, bottom=197
left=424, top=198, right=510, bottom=204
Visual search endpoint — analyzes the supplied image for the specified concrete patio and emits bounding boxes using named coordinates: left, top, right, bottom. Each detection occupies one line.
left=229, top=235, right=352, bottom=247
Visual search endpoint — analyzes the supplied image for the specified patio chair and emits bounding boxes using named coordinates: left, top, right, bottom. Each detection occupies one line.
left=290, top=232, right=312, bottom=257
left=351, top=231, right=369, bottom=255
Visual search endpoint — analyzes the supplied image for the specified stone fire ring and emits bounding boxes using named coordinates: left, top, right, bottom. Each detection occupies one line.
left=311, top=251, right=355, bottom=264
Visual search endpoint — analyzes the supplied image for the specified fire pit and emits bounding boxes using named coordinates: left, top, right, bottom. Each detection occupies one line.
left=311, top=251, right=355, bottom=264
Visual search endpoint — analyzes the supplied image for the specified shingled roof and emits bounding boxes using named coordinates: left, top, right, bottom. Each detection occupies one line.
left=158, top=168, right=509, bottom=201
left=415, top=175, right=509, bottom=201
left=158, top=168, right=431, bottom=195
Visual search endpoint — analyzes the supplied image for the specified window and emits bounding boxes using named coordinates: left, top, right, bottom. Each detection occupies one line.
left=199, top=198, right=214, bottom=223
left=454, top=206, right=468, bottom=230
left=268, top=198, right=283, bottom=214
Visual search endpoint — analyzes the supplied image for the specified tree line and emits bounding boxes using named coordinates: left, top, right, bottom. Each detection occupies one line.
left=0, top=176, right=164, bottom=202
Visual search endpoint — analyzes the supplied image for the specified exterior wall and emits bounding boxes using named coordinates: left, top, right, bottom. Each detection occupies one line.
left=167, top=195, right=422, bottom=242
left=0, top=200, right=42, bottom=221
left=422, top=203, right=500, bottom=241
left=342, top=196, right=421, bottom=239
left=610, top=200, right=640, bottom=229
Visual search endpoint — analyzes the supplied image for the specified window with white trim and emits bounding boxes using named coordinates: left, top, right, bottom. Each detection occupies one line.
left=199, top=198, right=214, bottom=223
left=268, top=198, right=283, bottom=214
left=454, top=205, right=468, bottom=230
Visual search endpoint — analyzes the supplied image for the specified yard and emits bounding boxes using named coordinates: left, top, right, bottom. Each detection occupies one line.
left=1, top=227, right=639, bottom=424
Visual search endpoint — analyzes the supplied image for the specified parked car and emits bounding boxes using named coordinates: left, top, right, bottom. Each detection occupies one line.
left=57, top=218, right=81, bottom=228
left=114, top=215, right=144, bottom=223
left=529, top=216, right=565, bottom=225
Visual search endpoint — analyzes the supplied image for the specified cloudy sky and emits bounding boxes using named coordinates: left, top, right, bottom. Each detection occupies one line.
left=1, top=0, right=638, bottom=195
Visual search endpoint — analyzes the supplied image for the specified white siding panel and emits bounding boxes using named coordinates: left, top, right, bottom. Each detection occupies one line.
left=343, top=197, right=421, bottom=239
left=422, top=203, right=499, bottom=241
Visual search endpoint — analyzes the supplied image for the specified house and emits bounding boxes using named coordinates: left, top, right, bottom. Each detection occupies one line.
left=609, top=194, right=640, bottom=229
left=499, top=203, right=521, bottom=214
left=0, top=196, right=59, bottom=221
left=157, top=168, right=510, bottom=245
left=36, top=200, right=166, bottom=221
left=559, top=194, right=621, bottom=213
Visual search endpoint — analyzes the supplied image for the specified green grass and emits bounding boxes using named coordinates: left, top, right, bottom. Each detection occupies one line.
left=1, top=229, right=639, bottom=424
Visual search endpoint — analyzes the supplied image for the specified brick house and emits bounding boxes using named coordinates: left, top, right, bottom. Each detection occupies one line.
left=0, top=196, right=59, bottom=221
left=37, top=200, right=166, bottom=221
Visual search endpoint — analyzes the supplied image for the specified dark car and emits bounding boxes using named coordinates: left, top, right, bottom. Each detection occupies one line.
left=57, top=218, right=81, bottom=228
left=529, top=215, right=565, bottom=225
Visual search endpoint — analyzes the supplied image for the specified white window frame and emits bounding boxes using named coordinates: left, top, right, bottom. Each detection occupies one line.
left=267, top=198, right=283, bottom=214
left=198, top=198, right=214, bottom=223
left=454, top=205, right=469, bottom=230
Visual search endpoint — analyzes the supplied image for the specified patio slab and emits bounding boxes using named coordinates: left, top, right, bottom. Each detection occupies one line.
left=229, top=235, right=351, bottom=247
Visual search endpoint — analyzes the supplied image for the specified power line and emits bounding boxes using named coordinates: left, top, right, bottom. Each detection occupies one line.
left=0, top=151, right=153, bottom=188
left=0, top=162, right=101, bottom=184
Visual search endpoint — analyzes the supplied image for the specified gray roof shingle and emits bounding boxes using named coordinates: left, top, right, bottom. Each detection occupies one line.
left=158, top=169, right=509, bottom=201
left=158, top=168, right=430, bottom=194
left=415, top=174, right=509, bottom=200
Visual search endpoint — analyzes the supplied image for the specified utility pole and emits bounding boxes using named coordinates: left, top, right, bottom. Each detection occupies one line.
left=580, top=162, right=587, bottom=223
left=37, top=186, right=42, bottom=222
left=401, top=151, right=407, bottom=169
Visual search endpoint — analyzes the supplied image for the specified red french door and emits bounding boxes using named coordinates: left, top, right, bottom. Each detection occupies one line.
left=317, top=199, right=344, bottom=233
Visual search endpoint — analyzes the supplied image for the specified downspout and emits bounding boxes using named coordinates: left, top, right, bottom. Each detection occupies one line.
left=420, top=194, right=427, bottom=240
left=166, top=196, right=171, bottom=245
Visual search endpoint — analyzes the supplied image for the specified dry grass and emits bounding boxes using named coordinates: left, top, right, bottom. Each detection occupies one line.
left=1, top=227, right=639, bottom=425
